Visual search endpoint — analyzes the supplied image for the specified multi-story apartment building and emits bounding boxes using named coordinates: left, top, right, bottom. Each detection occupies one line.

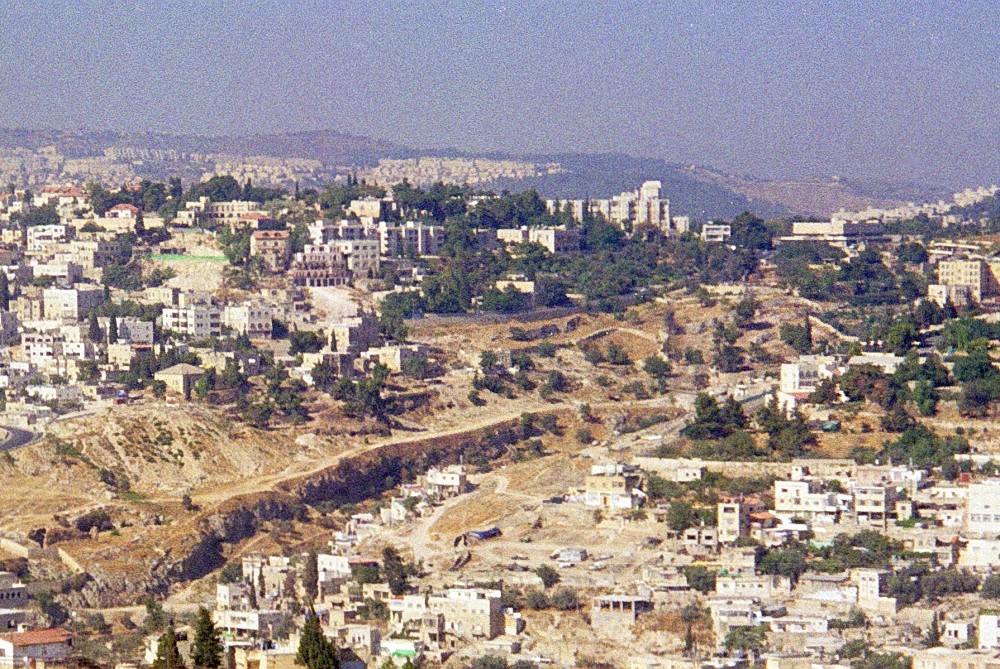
left=378, top=221, right=445, bottom=257
left=717, top=499, right=750, bottom=544
left=773, top=480, right=847, bottom=524
left=496, top=227, right=581, bottom=255
left=967, top=480, right=1000, bottom=536
left=935, top=259, right=1000, bottom=303
left=161, top=304, right=222, bottom=338
left=330, top=238, right=380, bottom=277
left=27, top=225, right=70, bottom=253
left=42, top=286, right=105, bottom=321
left=223, top=304, right=272, bottom=339
left=546, top=180, right=676, bottom=235
left=250, top=230, right=290, bottom=272
left=290, top=245, right=351, bottom=287
left=176, top=198, right=263, bottom=227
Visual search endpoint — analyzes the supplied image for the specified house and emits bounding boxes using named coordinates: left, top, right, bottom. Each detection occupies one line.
left=773, top=479, right=850, bottom=524
left=153, top=363, right=206, bottom=397
left=701, top=224, right=732, bottom=242
left=583, top=464, right=643, bottom=510
left=979, top=614, right=1000, bottom=649
left=778, top=355, right=838, bottom=411
left=0, top=574, right=28, bottom=609
left=590, top=595, right=652, bottom=636
left=427, top=588, right=504, bottom=640
left=0, top=628, right=74, bottom=669
left=912, top=647, right=1000, bottom=669
left=423, top=465, right=470, bottom=499
left=213, top=609, right=289, bottom=639
left=359, top=344, right=428, bottom=374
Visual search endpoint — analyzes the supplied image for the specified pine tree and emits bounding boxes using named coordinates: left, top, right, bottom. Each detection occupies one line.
left=88, top=311, right=102, bottom=343
left=191, top=607, right=223, bottom=669
left=296, top=607, right=339, bottom=669
left=304, top=548, right=319, bottom=602
left=108, top=317, right=119, bottom=344
left=152, top=628, right=186, bottom=669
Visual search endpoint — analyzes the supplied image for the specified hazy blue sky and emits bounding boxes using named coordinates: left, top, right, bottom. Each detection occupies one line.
left=1, top=1, right=997, bottom=186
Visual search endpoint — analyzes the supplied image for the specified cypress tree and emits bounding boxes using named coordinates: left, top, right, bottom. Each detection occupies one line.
left=152, top=628, right=185, bottom=669
left=192, top=607, right=223, bottom=669
left=0, top=271, right=8, bottom=311
left=296, top=607, right=339, bottom=669
left=108, top=316, right=119, bottom=344
left=304, top=548, right=319, bottom=602
left=88, top=311, right=102, bottom=343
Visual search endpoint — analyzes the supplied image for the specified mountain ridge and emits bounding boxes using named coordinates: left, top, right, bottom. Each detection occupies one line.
left=0, top=126, right=952, bottom=218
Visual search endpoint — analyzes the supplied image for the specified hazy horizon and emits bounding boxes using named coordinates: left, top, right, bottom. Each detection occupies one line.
left=1, top=1, right=997, bottom=188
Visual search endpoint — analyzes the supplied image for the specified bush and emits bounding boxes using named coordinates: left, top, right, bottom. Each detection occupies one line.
left=982, top=574, right=1000, bottom=599
left=606, top=343, right=631, bottom=366
left=549, top=587, right=579, bottom=610
left=534, top=565, right=560, bottom=588
left=524, top=589, right=549, bottom=609
left=575, top=428, right=593, bottom=444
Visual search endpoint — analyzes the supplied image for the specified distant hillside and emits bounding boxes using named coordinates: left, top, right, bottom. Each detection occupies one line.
left=0, top=127, right=949, bottom=219
left=485, top=153, right=790, bottom=220
left=0, top=128, right=418, bottom=165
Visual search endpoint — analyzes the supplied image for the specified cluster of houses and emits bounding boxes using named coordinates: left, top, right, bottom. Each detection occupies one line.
left=557, top=452, right=1000, bottom=665
left=0, top=186, right=453, bottom=427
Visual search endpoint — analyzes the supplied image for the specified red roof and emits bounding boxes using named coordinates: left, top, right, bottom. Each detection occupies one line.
left=0, top=628, right=72, bottom=647
left=40, top=186, right=83, bottom=197
left=240, top=212, right=272, bottom=220
left=108, top=203, right=140, bottom=217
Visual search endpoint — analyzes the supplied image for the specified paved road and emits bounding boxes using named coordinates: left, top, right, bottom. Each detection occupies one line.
left=0, top=426, right=37, bottom=452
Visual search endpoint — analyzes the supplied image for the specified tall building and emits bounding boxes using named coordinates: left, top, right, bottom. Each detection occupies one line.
left=546, top=180, right=681, bottom=235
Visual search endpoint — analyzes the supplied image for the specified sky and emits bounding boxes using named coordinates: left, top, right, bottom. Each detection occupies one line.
left=0, top=0, right=997, bottom=187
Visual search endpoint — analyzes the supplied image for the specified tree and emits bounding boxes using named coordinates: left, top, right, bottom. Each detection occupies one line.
left=779, top=318, right=812, bottom=354
left=682, top=566, right=717, bottom=594
left=982, top=574, right=1000, bottom=598
left=88, top=311, right=102, bottom=343
left=191, top=607, right=223, bottom=669
left=643, top=356, right=672, bottom=392
left=667, top=501, right=694, bottom=532
left=108, top=316, right=119, bottom=344
left=733, top=295, right=759, bottom=328
left=144, top=597, right=167, bottom=633
left=724, top=625, right=766, bottom=661
left=303, top=548, right=319, bottom=601
left=758, top=546, right=808, bottom=583
left=0, top=271, right=10, bottom=311
left=960, top=380, right=994, bottom=417
left=152, top=628, right=186, bottom=669
left=382, top=546, right=409, bottom=596
left=151, top=380, right=168, bottom=399
left=296, top=607, right=339, bottom=669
